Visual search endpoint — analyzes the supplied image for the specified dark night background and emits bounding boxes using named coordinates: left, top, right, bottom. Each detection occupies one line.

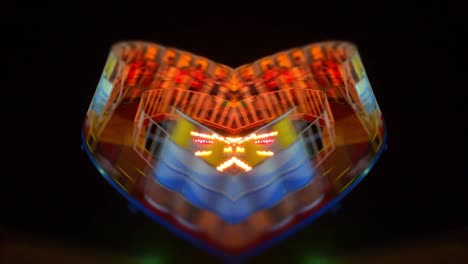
left=2, top=2, right=467, bottom=263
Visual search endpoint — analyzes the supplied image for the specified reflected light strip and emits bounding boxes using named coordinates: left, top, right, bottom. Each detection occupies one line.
left=194, top=150, right=212, bottom=156
left=256, top=150, right=274, bottom=156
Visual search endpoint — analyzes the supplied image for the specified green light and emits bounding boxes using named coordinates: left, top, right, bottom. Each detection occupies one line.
left=303, top=255, right=335, bottom=264
left=138, top=255, right=165, bottom=264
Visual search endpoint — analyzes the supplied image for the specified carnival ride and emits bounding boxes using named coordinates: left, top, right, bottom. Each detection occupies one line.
left=82, top=40, right=386, bottom=258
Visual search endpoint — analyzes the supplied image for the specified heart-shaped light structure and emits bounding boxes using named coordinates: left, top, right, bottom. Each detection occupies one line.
left=82, top=40, right=386, bottom=258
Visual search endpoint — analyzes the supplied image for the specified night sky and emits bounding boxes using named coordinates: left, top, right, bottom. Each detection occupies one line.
left=2, top=2, right=467, bottom=263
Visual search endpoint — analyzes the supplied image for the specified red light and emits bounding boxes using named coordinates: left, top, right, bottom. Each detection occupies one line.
left=192, top=138, right=214, bottom=145
left=254, top=138, right=276, bottom=145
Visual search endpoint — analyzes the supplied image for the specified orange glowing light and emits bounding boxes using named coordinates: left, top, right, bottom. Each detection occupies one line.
left=194, top=150, right=212, bottom=156
left=216, top=157, right=252, bottom=172
left=256, top=151, right=274, bottom=156
left=190, top=130, right=278, bottom=172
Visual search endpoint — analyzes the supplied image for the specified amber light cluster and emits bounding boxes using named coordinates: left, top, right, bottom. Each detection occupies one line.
left=190, top=131, right=278, bottom=172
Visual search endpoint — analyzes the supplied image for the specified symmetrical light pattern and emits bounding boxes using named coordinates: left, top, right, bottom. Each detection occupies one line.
left=189, top=130, right=279, bottom=172
left=82, top=40, right=386, bottom=258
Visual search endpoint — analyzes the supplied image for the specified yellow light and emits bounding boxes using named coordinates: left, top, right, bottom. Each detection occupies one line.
left=225, top=137, right=243, bottom=143
left=191, top=130, right=278, bottom=171
left=256, top=150, right=274, bottom=156
left=223, top=147, right=233, bottom=153
left=242, top=131, right=278, bottom=142
left=190, top=131, right=225, bottom=141
left=236, top=147, right=245, bottom=153
left=190, top=131, right=278, bottom=145
left=194, top=150, right=212, bottom=156
left=256, top=131, right=278, bottom=139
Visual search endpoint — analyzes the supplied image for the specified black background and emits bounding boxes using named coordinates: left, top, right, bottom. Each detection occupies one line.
left=2, top=1, right=468, bottom=263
